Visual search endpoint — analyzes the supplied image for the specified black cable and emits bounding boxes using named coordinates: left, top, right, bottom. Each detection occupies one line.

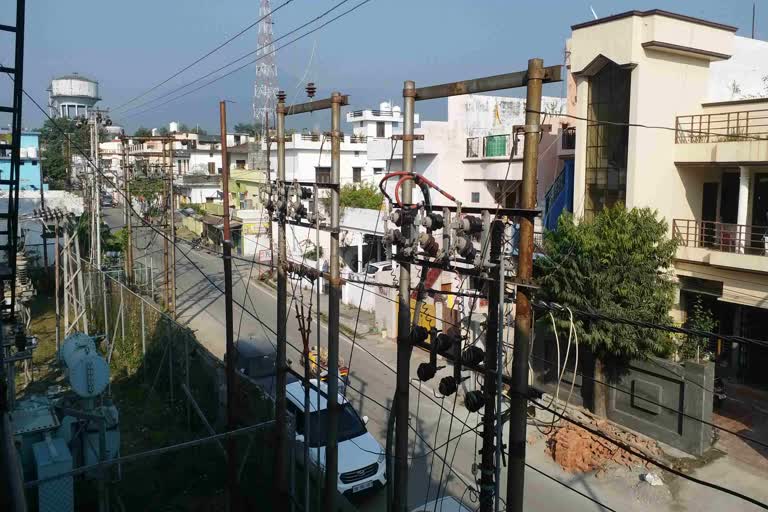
left=530, top=397, right=768, bottom=510
left=118, top=0, right=354, bottom=118
left=120, top=0, right=375, bottom=121
left=112, top=0, right=298, bottom=113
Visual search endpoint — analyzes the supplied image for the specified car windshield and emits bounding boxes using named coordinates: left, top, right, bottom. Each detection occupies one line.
left=366, top=264, right=380, bottom=274
left=299, top=404, right=367, bottom=447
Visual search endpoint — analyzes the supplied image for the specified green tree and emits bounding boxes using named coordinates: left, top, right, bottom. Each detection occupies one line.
left=536, top=205, right=678, bottom=416
left=158, top=126, right=170, bottom=136
left=133, top=127, right=152, bottom=138
left=234, top=122, right=263, bottom=136
left=680, top=296, right=717, bottom=362
left=339, top=183, right=383, bottom=210
left=38, top=117, right=90, bottom=188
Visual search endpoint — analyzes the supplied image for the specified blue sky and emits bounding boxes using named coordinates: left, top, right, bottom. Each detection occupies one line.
left=14, top=0, right=765, bottom=133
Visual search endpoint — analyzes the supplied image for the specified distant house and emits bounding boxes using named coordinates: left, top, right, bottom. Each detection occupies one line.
left=0, top=132, right=45, bottom=192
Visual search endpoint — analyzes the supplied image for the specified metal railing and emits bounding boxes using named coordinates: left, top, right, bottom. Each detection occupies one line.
left=349, top=135, right=368, bottom=144
left=561, top=126, right=576, bottom=150
left=673, top=219, right=768, bottom=255
left=349, top=109, right=394, bottom=118
left=300, top=133, right=321, bottom=141
left=466, top=134, right=519, bottom=159
left=675, top=109, right=768, bottom=143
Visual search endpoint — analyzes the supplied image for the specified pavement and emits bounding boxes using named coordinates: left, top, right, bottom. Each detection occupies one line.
left=105, top=206, right=768, bottom=512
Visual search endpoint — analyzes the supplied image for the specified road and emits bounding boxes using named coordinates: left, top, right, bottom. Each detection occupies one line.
left=104, top=206, right=636, bottom=512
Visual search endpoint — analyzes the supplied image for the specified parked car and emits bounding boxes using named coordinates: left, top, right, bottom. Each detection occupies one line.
left=286, top=380, right=386, bottom=496
left=234, top=338, right=297, bottom=398
left=101, top=195, right=114, bottom=208
left=365, top=261, right=393, bottom=277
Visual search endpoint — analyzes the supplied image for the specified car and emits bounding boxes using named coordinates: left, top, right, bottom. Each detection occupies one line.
left=101, top=195, right=114, bottom=208
left=234, top=338, right=297, bottom=397
left=285, top=380, right=386, bottom=496
left=365, top=261, right=393, bottom=276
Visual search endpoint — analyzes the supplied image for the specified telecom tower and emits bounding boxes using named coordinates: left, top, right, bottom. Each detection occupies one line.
left=250, top=0, right=279, bottom=170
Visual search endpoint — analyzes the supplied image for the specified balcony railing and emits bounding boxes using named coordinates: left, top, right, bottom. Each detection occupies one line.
left=349, top=135, right=368, bottom=144
left=675, top=109, right=768, bottom=143
left=673, top=219, right=768, bottom=255
left=561, top=126, right=576, bottom=150
left=349, top=109, right=394, bottom=118
left=466, top=134, right=519, bottom=159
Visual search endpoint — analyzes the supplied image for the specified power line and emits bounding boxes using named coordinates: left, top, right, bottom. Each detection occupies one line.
left=111, top=0, right=298, bottom=113
left=119, top=0, right=374, bottom=121
left=117, top=0, right=354, bottom=118
left=530, top=397, right=768, bottom=510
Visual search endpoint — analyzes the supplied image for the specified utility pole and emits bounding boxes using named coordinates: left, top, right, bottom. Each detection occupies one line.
left=507, top=58, right=544, bottom=512
left=219, top=101, right=239, bottom=511
left=122, top=139, right=133, bottom=284
left=54, top=216, right=61, bottom=357
left=265, top=109, right=274, bottom=275
left=274, top=90, right=289, bottom=506
left=168, top=138, right=177, bottom=318
left=163, top=142, right=170, bottom=311
left=324, top=91, right=344, bottom=512
left=393, top=80, right=416, bottom=512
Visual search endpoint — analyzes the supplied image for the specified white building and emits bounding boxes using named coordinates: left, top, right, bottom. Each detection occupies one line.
left=48, top=73, right=100, bottom=119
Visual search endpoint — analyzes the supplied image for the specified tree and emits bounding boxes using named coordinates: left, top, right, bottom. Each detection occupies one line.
left=234, top=122, right=263, bottom=136
left=339, top=183, right=384, bottom=210
left=39, top=117, right=90, bottom=188
left=158, top=126, right=170, bottom=136
left=535, top=205, right=678, bottom=416
left=680, top=296, right=717, bottom=362
left=134, top=127, right=152, bottom=138
left=190, top=126, right=208, bottom=136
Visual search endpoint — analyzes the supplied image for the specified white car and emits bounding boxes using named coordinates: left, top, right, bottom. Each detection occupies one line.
left=286, top=380, right=386, bottom=496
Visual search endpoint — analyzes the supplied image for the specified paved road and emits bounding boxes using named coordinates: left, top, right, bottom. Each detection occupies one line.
left=103, top=206, right=642, bottom=512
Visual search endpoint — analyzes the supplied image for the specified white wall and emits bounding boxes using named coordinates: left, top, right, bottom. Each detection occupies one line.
left=708, top=36, right=768, bottom=101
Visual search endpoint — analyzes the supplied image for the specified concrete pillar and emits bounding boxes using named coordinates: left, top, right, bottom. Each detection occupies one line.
left=738, top=166, right=751, bottom=253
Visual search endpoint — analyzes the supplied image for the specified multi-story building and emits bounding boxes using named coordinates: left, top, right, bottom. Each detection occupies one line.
left=0, top=132, right=44, bottom=191
left=559, top=9, right=768, bottom=385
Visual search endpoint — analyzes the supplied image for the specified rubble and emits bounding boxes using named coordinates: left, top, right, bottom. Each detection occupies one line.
left=642, top=472, right=664, bottom=486
left=545, top=415, right=664, bottom=474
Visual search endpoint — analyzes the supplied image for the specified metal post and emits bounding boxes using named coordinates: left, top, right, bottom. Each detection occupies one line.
left=393, top=80, right=416, bottom=512
left=74, top=233, right=89, bottom=334
left=54, top=218, right=61, bottom=358
left=168, top=139, right=177, bottom=319
left=265, top=110, right=274, bottom=277
left=122, top=141, right=133, bottom=284
left=274, top=92, right=289, bottom=505
left=63, top=229, right=70, bottom=336
left=495, top=241, right=505, bottom=512
left=507, top=58, right=544, bottom=512
left=95, top=115, right=102, bottom=270
left=163, top=141, right=170, bottom=310
left=479, top=220, right=503, bottom=512
left=120, top=284, right=125, bottom=343
left=219, top=101, right=239, bottom=511
left=167, top=321, right=173, bottom=403
left=324, top=92, right=343, bottom=512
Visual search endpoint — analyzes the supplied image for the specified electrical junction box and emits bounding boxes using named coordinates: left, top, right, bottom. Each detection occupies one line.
left=32, top=436, right=74, bottom=512
left=11, top=396, right=60, bottom=480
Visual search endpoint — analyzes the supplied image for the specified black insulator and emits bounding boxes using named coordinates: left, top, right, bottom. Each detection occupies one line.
left=306, top=82, right=316, bottom=98
left=464, top=390, right=485, bottom=413
left=462, top=346, right=485, bottom=366
left=456, top=236, right=476, bottom=260
left=293, top=204, right=307, bottom=220
left=423, top=212, right=444, bottom=230
left=265, top=199, right=275, bottom=212
left=300, top=187, right=313, bottom=199
left=439, top=376, right=458, bottom=397
left=390, top=210, right=403, bottom=226
left=417, top=362, right=437, bottom=382
left=387, top=229, right=402, bottom=246
left=276, top=90, right=287, bottom=102
left=435, top=332, right=458, bottom=354
left=410, top=325, right=429, bottom=345
left=461, top=215, right=483, bottom=234
left=419, top=233, right=439, bottom=257
left=14, top=330, right=26, bottom=352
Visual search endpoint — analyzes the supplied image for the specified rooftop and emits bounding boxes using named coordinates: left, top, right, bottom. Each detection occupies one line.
left=571, top=9, right=737, bottom=33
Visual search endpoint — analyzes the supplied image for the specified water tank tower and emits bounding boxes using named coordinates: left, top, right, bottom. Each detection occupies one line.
left=48, top=73, right=101, bottom=119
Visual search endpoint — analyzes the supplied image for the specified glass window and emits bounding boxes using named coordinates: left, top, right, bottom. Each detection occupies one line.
left=471, top=192, right=480, bottom=203
left=353, top=167, right=362, bottom=183
left=304, top=404, right=367, bottom=447
left=373, top=167, right=384, bottom=175
left=584, top=62, right=631, bottom=220
left=376, top=121, right=385, bottom=138
left=316, top=167, right=331, bottom=183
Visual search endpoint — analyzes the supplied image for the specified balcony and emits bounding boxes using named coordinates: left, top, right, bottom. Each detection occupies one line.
left=561, top=126, right=576, bottom=150
left=673, top=219, right=768, bottom=273
left=674, top=105, right=768, bottom=165
left=465, top=134, right=521, bottom=160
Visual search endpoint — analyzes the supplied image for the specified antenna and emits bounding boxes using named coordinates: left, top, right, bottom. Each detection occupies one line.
left=590, top=6, right=598, bottom=20
left=251, top=0, right=279, bottom=170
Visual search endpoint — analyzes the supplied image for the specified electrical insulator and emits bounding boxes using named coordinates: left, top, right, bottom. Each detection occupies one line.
left=390, top=210, right=403, bottom=226
left=306, top=82, right=316, bottom=98
left=419, top=233, right=439, bottom=257
left=417, top=362, right=437, bottom=382
left=422, top=212, right=444, bottom=231
left=460, top=215, right=483, bottom=234
left=14, top=328, right=26, bottom=352
left=293, top=204, right=307, bottom=220
left=300, top=187, right=313, bottom=199
left=464, top=390, right=485, bottom=413
left=277, top=90, right=287, bottom=102
left=435, top=332, right=458, bottom=354
left=410, top=325, right=429, bottom=345
left=385, top=229, right=403, bottom=246
left=456, top=236, right=476, bottom=260
left=439, top=376, right=458, bottom=396
left=461, top=346, right=485, bottom=366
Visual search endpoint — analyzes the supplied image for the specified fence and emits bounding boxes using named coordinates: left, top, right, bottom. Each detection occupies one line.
left=675, top=109, right=768, bottom=143
left=673, top=218, right=768, bottom=256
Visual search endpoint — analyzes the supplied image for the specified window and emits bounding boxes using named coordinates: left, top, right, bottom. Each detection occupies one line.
left=373, top=167, right=384, bottom=175
left=236, top=159, right=246, bottom=169
left=208, top=162, right=216, bottom=175
left=376, top=121, right=385, bottom=138
left=394, top=122, right=400, bottom=128
left=316, top=166, right=331, bottom=183
left=471, top=192, right=480, bottom=203
left=354, top=151, right=360, bottom=157
left=299, top=404, right=368, bottom=447
left=360, top=122, right=364, bottom=128
left=218, top=167, right=223, bottom=175
left=177, top=159, right=182, bottom=173
left=585, top=62, right=631, bottom=220
left=353, top=167, right=362, bottom=183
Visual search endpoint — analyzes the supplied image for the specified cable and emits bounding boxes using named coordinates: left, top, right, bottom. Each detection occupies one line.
left=530, top=397, right=768, bottom=510
left=119, top=0, right=374, bottom=121
left=111, top=0, right=298, bottom=113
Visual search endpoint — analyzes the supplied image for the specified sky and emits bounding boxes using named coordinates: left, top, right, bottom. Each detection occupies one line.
left=7, top=0, right=766, bottom=133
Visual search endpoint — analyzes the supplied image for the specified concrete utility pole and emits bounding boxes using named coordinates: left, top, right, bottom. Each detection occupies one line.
left=265, top=110, right=274, bottom=276
left=163, top=142, right=170, bottom=311
left=324, top=91, right=344, bottom=512
left=219, top=101, right=239, bottom=511
left=507, top=58, right=545, bottom=512
left=121, top=139, right=133, bottom=283
left=393, top=80, right=416, bottom=512
left=54, top=217, right=60, bottom=357
left=274, top=90, right=289, bottom=507
left=168, top=138, right=177, bottom=318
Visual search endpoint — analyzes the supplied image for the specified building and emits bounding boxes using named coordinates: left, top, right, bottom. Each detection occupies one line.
left=48, top=73, right=100, bottom=119
left=0, top=132, right=45, bottom=192
left=563, top=9, right=768, bottom=385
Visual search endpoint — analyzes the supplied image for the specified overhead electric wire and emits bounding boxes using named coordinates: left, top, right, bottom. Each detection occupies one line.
left=112, top=0, right=298, bottom=113
left=119, top=0, right=374, bottom=121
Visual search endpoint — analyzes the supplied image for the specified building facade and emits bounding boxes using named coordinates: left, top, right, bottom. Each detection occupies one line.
left=0, top=132, right=45, bottom=192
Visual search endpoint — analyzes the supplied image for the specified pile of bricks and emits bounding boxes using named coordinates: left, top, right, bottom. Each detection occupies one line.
left=545, top=418, right=663, bottom=474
